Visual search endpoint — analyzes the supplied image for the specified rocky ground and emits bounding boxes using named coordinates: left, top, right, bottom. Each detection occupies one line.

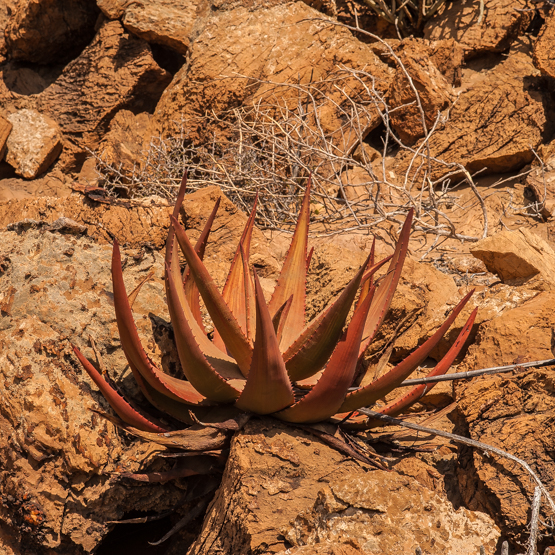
left=2, top=0, right=555, bottom=554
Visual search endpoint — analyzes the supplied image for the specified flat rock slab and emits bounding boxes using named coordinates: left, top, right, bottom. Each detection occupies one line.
left=6, top=108, right=62, bottom=178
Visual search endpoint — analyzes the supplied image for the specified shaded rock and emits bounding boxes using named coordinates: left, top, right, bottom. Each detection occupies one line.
left=37, top=19, right=171, bottom=171
left=0, top=170, right=73, bottom=201
left=154, top=1, right=394, bottom=152
left=4, top=0, right=99, bottom=64
left=525, top=142, right=555, bottom=220
left=470, top=228, right=555, bottom=285
left=394, top=51, right=547, bottom=181
left=454, top=293, right=555, bottom=545
left=428, top=38, right=465, bottom=87
left=187, top=419, right=500, bottom=554
left=94, top=109, right=152, bottom=179
left=388, top=40, right=454, bottom=144
left=5, top=108, right=62, bottom=178
left=0, top=114, right=12, bottom=160
left=533, top=7, right=555, bottom=79
left=424, top=0, right=532, bottom=59
left=96, top=0, right=127, bottom=19
left=122, top=0, right=209, bottom=55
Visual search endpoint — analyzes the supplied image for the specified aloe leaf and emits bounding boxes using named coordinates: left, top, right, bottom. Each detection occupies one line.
left=355, top=238, right=375, bottom=309
left=183, top=197, right=221, bottom=329
left=127, top=271, right=154, bottom=309
left=214, top=195, right=258, bottom=350
left=366, top=307, right=478, bottom=423
left=306, top=246, right=314, bottom=271
left=72, top=345, right=167, bottom=433
left=112, top=241, right=215, bottom=405
left=235, top=271, right=294, bottom=414
left=283, top=252, right=371, bottom=382
left=357, top=210, right=414, bottom=359
left=166, top=260, right=243, bottom=403
left=272, top=295, right=293, bottom=344
left=277, top=285, right=373, bottom=423
left=268, top=181, right=311, bottom=351
left=339, top=289, right=475, bottom=412
left=171, top=215, right=253, bottom=374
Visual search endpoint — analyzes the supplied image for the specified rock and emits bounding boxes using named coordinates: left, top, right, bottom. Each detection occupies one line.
left=0, top=2, right=11, bottom=62
left=0, top=229, right=192, bottom=552
left=470, top=228, right=555, bottom=285
left=454, top=293, right=555, bottom=545
left=428, top=38, right=465, bottom=87
left=187, top=418, right=500, bottom=554
left=96, top=0, right=127, bottom=19
left=0, top=114, right=12, bottom=160
left=94, top=109, right=153, bottom=181
left=394, top=52, right=547, bottom=181
left=388, top=40, right=454, bottom=144
left=5, top=109, right=63, bottom=178
left=122, top=0, right=209, bottom=55
left=339, top=167, right=373, bottom=202
left=0, top=171, right=73, bottom=202
left=4, top=0, right=99, bottom=64
left=533, top=7, right=555, bottom=79
left=37, top=19, right=171, bottom=171
left=525, top=143, right=555, bottom=220
left=424, top=0, right=532, bottom=59
left=153, top=1, right=394, bottom=152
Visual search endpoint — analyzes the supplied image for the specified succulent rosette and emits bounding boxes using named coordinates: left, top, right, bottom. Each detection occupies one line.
left=74, top=175, right=476, bottom=435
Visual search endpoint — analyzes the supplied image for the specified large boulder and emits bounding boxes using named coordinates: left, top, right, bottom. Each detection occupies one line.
left=153, top=1, right=394, bottom=153
left=424, top=0, right=532, bottom=58
left=4, top=0, right=99, bottom=64
left=37, top=19, right=171, bottom=171
left=187, top=419, right=500, bottom=554
left=533, top=7, right=555, bottom=79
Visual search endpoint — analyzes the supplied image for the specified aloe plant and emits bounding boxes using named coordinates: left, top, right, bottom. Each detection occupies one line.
left=73, top=174, right=476, bottom=438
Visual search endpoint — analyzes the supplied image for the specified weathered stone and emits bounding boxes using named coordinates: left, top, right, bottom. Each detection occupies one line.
left=4, top=0, right=99, bottom=64
left=534, top=8, right=555, bottom=79
left=5, top=109, right=62, bottom=178
left=122, top=0, right=208, bottom=55
left=187, top=419, right=500, bottom=554
left=0, top=114, right=12, bottom=160
left=0, top=230, right=190, bottom=552
left=394, top=50, right=547, bottom=181
left=94, top=109, right=152, bottom=179
left=428, top=38, right=465, bottom=87
left=525, top=142, right=555, bottom=220
left=37, top=19, right=171, bottom=170
left=470, top=228, right=555, bottom=285
left=454, top=293, right=555, bottom=545
left=388, top=40, right=454, bottom=144
left=0, top=171, right=72, bottom=202
left=154, top=1, right=394, bottom=152
left=424, top=0, right=533, bottom=58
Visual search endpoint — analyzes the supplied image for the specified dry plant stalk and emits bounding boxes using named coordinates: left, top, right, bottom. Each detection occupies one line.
left=92, top=28, right=543, bottom=257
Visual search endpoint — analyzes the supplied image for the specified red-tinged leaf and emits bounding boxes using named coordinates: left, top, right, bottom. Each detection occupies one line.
left=112, top=241, right=210, bottom=406
left=164, top=172, right=189, bottom=268
left=272, top=295, right=293, bottom=345
left=357, top=210, right=413, bottom=359
left=213, top=195, right=258, bottom=349
left=166, top=260, right=244, bottom=403
left=183, top=197, right=221, bottom=329
left=355, top=238, right=375, bottom=309
left=365, top=308, right=477, bottom=425
left=306, top=246, right=314, bottom=271
left=72, top=345, right=167, bottom=433
left=277, top=286, right=374, bottom=423
left=339, top=289, right=475, bottom=412
left=283, top=252, right=371, bottom=382
left=268, top=181, right=311, bottom=351
left=128, top=271, right=154, bottom=309
left=171, top=215, right=253, bottom=374
left=235, top=271, right=294, bottom=414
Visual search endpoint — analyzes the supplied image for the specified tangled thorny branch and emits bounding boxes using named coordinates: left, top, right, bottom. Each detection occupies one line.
left=92, top=31, right=544, bottom=256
